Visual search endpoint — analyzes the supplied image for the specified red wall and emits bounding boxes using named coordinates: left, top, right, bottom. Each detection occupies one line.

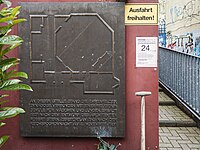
left=1, top=0, right=158, bottom=149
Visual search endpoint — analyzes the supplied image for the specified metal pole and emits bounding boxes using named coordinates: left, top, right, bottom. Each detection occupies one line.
left=135, top=91, right=152, bottom=150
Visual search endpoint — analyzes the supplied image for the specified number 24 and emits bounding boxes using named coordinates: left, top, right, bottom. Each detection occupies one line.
left=141, top=45, right=150, bottom=51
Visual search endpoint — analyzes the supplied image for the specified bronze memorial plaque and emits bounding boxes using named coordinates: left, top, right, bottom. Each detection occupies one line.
left=19, top=2, right=125, bottom=137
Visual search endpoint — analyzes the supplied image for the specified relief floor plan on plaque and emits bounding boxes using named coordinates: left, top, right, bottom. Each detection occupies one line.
left=19, top=2, right=125, bottom=137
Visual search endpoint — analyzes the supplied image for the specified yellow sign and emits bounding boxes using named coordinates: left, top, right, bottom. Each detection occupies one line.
left=125, top=3, right=158, bottom=25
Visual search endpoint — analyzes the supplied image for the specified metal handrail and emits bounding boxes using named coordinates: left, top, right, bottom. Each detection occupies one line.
left=159, top=47, right=200, bottom=119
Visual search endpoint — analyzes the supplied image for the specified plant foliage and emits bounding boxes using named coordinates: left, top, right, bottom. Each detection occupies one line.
left=0, top=0, right=32, bottom=147
left=97, top=137, right=121, bottom=150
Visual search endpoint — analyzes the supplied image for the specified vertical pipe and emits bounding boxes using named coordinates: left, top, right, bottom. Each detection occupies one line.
left=184, top=54, right=186, bottom=100
left=197, top=59, right=200, bottom=113
left=141, top=96, right=145, bottom=150
left=195, top=58, right=198, bottom=112
left=173, top=51, right=175, bottom=91
left=190, top=57, right=193, bottom=107
left=180, top=53, right=183, bottom=98
left=175, top=52, right=177, bottom=93
left=182, top=53, right=185, bottom=99
left=192, top=57, right=195, bottom=109
left=135, top=91, right=152, bottom=150
left=186, top=55, right=189, bottom=104
left=195, top=57, right=198, bottom=111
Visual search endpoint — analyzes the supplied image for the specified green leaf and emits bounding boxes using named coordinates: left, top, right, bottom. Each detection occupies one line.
left=1, top=43, right=20, bottom=57
left=109, top=145, right=116, bottom=150
left=97, top=143, right=108, bottom=150
left=11, top=6, right=20, bottom=17
left=0, top=26, right=11, bottom=37
left=2, top=63, right=14, bottom=72
left=0, top=1, right=31, bottom=147
left=2, top=0, right=11, bottom=7
left=103, top=144, right=108, bottom=150
left=0, top=107, right=25, bottom=120
left=0, top=122, right=5, bottom=127
left=0, top=135, right=9, bottom=148
left=0, top=35, right=23, bottom=45
left=0, top=58, right=18, bottom=67
left=9, top=18, right=26, bottom=27
left=5, top=71, right=28, bottom=79
left=0, top=79, right=21, bottom=89
left=0, top=16, right=13, bottom=23
left=1, top=83, right=33, bottom=91
left=97, top=143, right=107, bottom=150
left=2, top=69, right=15, bottom=78
left=0, top=7, right=12, bottom=17
left=0, top=106, right=25, bottom=112
left=0, top=95, right=9, bottom=105
left=0, top=94, right=9, bottom=99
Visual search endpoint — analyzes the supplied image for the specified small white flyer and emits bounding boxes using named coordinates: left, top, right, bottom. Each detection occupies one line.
left=136, top=37, right=158, bottom=67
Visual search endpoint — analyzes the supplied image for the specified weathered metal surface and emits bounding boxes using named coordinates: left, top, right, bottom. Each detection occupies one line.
left=19, top=2, right=125, bottom=137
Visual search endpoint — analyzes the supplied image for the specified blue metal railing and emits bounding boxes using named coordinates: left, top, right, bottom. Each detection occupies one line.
left=159, top=47, right=200, bottom=118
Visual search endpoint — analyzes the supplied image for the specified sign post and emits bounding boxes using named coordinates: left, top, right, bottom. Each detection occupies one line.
left=135, top=91, right=152, bottom=150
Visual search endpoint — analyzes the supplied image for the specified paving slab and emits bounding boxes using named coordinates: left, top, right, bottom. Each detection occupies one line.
left=159, top=127, right=200, bottom=150
left=159, top=92, right=175, bottom=102
left=159, top=91, right=176, bottom=105
left=159, top=106, right=196, bottom=127
left=159, top=90, right=200, bottom=149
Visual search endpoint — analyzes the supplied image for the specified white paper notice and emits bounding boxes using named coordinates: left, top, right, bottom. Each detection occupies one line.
left=136, top=37, right=158, bottom=67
